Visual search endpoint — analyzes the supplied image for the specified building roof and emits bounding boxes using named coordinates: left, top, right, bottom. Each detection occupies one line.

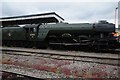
left=0, top=12, right=64, bottom=26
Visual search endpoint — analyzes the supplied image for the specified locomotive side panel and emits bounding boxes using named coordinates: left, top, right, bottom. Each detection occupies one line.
left=2, top=27, right=26, bottom=40
left=43, top=23, right=95, bottom=47
left=42, top=23, right=94, bottom=36
left=37, top=27, right=50, bottom=42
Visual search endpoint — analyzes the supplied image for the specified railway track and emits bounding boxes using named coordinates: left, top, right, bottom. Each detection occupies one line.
left=2, top=71, right=45, bottom=80
left=1, top=47, right=120, bottom=66
left=2, top=71, right=64, bottom=80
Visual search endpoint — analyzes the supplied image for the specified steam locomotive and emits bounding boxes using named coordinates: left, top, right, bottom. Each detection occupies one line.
left=0, top=20, right=119, bottom=50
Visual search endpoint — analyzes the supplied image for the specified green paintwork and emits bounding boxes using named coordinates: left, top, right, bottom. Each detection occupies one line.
left=1, top=23, right=94, bottom=42
left=2, top=27, right=26, bottom=40
left=37, top=23, right=94, bottom=41
left=37, top=28, right=49, bottom=41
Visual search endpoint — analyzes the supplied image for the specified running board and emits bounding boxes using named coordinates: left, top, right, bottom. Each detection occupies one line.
left=49, top=43, right=89, bottom=46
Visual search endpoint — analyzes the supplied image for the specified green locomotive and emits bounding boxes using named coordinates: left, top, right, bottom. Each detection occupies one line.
left=0, top=12, right=118, bottom=50
left=0, top=20, right=118, bottom=50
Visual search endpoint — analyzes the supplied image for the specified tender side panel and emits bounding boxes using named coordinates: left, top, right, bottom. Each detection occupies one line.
left=2, top=27, right=26, bottom=40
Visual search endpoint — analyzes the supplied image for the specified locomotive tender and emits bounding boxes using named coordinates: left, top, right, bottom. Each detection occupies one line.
left=0, top=12, right=118, bottom=50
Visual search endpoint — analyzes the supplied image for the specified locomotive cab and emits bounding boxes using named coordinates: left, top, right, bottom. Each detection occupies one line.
left=23, top=24, right=39, bottom=41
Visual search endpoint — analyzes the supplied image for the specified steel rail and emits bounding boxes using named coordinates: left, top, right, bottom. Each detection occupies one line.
left=1, top=47, right=120, bottom=66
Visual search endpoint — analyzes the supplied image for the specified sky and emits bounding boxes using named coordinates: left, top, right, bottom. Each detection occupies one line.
left=0, top=0, right=120, bottom=28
